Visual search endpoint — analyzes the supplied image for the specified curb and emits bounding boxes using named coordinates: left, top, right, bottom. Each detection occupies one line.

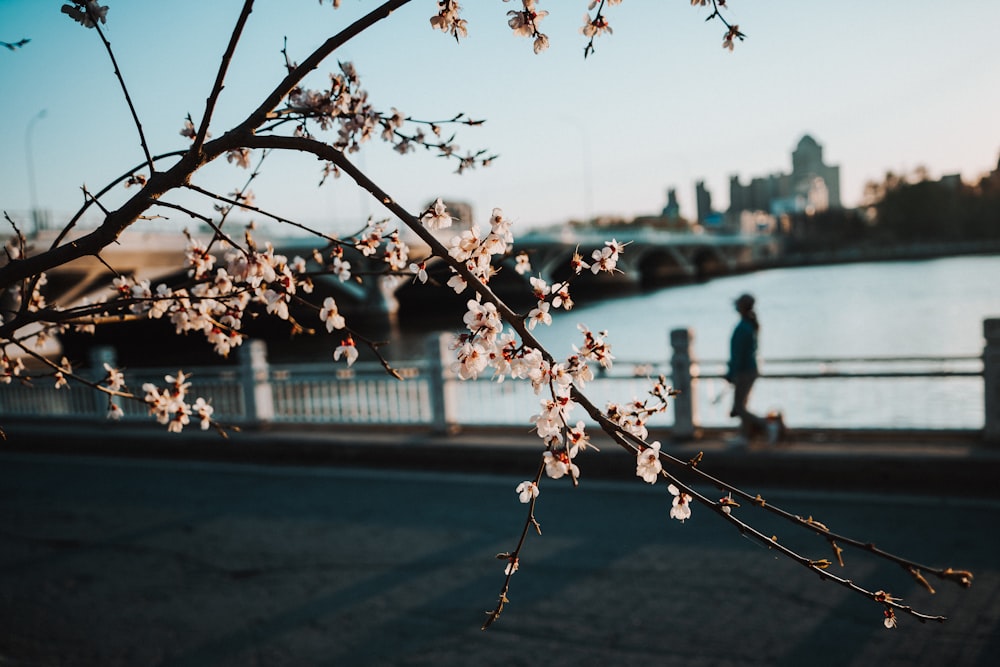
left=3, top=420, right=999, bottom=498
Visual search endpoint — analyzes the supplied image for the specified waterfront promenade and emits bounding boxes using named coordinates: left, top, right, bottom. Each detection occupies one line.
left=2, top=424, right=1000, bottom=666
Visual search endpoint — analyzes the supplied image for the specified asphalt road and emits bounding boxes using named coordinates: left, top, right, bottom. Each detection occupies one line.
left=1, top=452, right=998, bottom=666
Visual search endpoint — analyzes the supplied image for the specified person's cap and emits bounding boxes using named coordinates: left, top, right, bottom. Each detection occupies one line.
left=735, top=293, right=755, bottom=309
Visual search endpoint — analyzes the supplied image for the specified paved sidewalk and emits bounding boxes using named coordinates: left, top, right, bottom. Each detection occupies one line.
left=1, top=452, right=998, bottom=666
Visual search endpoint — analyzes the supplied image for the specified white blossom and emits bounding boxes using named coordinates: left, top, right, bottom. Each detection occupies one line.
left=636, top=441, right=663, bottom=484
left=446, top=273, right=468, bottom=294
left=334, top=336, right=358, bottom=366
left=543, top=450, right=578, bottom=480
left=530, top=397, right=569, bottom=440
left=429, top=1, right=468, bottom=40
left=192, top=397, right=214, bottom=430
left=409, top=261, right=428, bottom=284
left=319, top=297, right=346, bottom=332
left=1, top=355, right=25, bottom=384
left=526, top=301, right=551, bottom=330
left=454, top=341, right=489, bottom=380
left=448, top=226, right=481, bottom=262
left=421, top=197, right=452, bottom=230
left=226, top=148, right=252, bottom=169
left=463, top=299, right=502, bottom=340
left=669, top=483, right=693, bottom=522
left=103, top=363, right=125, bottom=392
left=515, top=481, right=539, bottom=504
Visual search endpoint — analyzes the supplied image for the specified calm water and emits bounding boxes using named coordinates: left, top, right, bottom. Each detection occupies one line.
left=276, top=254, right=1000, bottom=430
left=532, top=254, right=999, bottom=360
left=521, top=254, right=999, bottom=430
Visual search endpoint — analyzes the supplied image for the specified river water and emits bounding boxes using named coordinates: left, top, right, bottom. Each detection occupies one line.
left=517, top=253, right=999, bottom=430
left=531, top=254, right=996, bottom=359
left=273, top=254, right=999, bottom=430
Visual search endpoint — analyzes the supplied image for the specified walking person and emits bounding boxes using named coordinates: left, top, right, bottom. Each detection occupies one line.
left=725, top=293, right=780, bottom=446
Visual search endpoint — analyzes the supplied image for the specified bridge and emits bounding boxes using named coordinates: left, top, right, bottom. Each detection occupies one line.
left=14, top=225, right=778, bottom=319
left=512, top=227, right=779, bottom=288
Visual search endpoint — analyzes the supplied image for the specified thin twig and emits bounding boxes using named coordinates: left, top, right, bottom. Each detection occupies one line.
left=183, top=183, right=340, bottom=245
left=90, top=14, right=155, bottom=172
left=191, top=0, right=255, bottom=156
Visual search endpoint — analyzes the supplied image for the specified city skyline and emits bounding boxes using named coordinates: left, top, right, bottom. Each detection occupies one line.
left=1, top=1, right=999, bottom=234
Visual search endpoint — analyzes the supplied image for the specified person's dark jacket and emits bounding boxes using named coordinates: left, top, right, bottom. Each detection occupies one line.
left=727, top=317, right=758, bottom=380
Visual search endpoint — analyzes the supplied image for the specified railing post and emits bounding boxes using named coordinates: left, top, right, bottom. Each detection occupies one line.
left=670, top=328, right=698, bottom=440
left=239, top=339, right=274, bottom=427
left=426, top=333, right=457, bottom=434
left=985, top=318, right=1000, bottom=442
left=88, top=345, right=118, bottom=420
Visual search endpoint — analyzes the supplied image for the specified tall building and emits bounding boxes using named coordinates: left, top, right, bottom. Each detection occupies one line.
left=661, top=188, right=681, bottom=220
left=695, top=180, right=713, bottom=223
left=729, top=135, right=841, bottom=218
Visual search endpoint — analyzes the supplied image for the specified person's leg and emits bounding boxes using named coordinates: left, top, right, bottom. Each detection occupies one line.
left=731, top=375, right=750, bottom=420
left=732, top=373, right=766, bottom=439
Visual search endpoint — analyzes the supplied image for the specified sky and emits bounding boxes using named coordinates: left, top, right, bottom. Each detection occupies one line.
left=2, top=0, right=1000, bottom=237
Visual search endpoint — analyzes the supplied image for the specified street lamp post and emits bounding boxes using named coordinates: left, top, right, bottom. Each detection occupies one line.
left=25, top=109, right=47, bottom=232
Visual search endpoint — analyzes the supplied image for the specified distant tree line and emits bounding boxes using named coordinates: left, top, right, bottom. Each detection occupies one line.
left=784, top=164, right=1000, bottom=252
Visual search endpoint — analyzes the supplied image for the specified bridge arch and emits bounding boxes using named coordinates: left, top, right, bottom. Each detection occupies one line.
left=634, top=247, right=695, bottom=288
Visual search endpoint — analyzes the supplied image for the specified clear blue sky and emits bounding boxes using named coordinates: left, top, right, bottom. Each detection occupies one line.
left=2, top=1, right=999, bottom=235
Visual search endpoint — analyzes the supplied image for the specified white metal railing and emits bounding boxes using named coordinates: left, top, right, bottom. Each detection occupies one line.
left=268, top=363, right=434, bottom=424
left=3, top=320, right=999, bottom=440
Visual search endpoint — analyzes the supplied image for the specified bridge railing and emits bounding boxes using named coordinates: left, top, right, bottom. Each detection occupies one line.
left=2, top=319, right=998, bottom=441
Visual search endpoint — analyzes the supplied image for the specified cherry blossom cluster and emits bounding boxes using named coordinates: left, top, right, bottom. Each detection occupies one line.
left=179, top=114, right=203, bottom=141
left=313, top=246, right=352, bottom=283
left=450, top=317, right=606, bottom=485
left=429, top=0, right=743, bottom=56
left=3, top=271, right=73, bottom=351
left=429, top=1, right=468, bottom=41
left=0, top=353, right=25, bottom=384
left=0, top=351, right=129, bottom=424
left=874, top=590, right=901, bottom=629
left=604, top=374, right=675, bottom=442
left=441, top=206, right=515, bottom=294
left=48, top=357, right=72, bottom=389
left=691, top=0, right=745, bottom=51
left=111, top=231, right=349, bottom=362
left=279, top=61, right=492, bottom=175
left=636, top=442, right=693, bottom=522
left=453, top=325, right=609, bottom=485
left=418, top=203, right=642, bottom=494
left=2, top=198, right=436, bottom=418
left=581, top=0, right=623, bottom=57
left=99, top=362, right=126, bottom=420
left=505, top=0, right=550, bottom=54
left=109, top=236, right=273, bottom=358
left=360, top=220, right=418, bottom=274
left=20, top=273, right=49, bottom=313
left=437, top=0, right=741, bottom=56
left=142, top=371, right=214, bottom=433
